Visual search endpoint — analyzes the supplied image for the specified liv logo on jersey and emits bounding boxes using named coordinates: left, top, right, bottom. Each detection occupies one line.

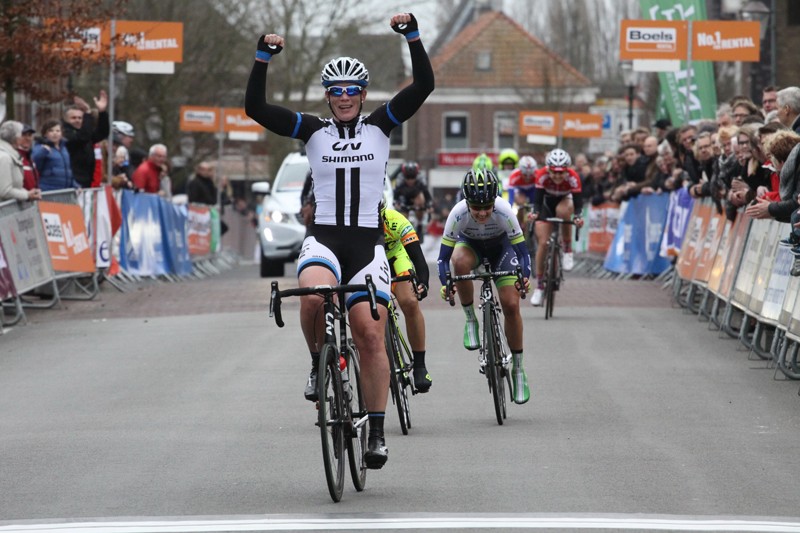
left=332, top=141, right=362, bottom=151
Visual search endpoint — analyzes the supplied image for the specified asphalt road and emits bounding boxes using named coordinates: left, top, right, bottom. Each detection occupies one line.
left=1, top=262, right=800, bottom=533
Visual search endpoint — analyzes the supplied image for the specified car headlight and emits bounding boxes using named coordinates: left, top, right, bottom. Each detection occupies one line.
left=263, top=210, right=287, bottom=223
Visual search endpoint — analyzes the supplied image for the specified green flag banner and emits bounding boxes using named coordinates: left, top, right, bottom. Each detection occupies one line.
left=639, top=0, right=718, bottom=124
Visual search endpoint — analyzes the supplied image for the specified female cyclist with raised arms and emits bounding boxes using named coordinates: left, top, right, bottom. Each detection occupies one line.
left=245, top=12, right=434, bottom=469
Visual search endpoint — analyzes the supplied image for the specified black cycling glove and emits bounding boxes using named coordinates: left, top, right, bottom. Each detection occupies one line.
left=391, top=14, right=419, bottom=40
left=255, top=35, right=283, bottom=62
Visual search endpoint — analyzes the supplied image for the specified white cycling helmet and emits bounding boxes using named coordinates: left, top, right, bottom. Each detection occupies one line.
left=545, top=148, right=571, bottom=171
left=519, top=155, right=537, bottom=177
left=320, top=56, right=369, bottom=87
left=112, top=121, right=135, bottom=137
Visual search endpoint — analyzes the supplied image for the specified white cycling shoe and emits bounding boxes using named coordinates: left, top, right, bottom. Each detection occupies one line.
left=563, top=252, right=574, bottom=272
left=530, top=288, right=543, bottom=306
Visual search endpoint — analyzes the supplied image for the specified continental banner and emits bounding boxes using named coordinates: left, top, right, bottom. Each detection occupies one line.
left=639, top=0, right=718, bottom=122
left=38, top=201, right=95, bottom=274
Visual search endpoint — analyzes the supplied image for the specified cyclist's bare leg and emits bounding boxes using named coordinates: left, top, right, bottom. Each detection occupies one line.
left=451, top=246, right=477, bottom=304
left=298, top=265, right=338, bottom=352
left=534, top=222, right=551, bottom=284
left=556, top=198, right=575, bottom=251
left=395, top=281, right=425, bottom=351
left=498, top=284, right=523, bottom=351
left=348, top=302, right=389, bottom=412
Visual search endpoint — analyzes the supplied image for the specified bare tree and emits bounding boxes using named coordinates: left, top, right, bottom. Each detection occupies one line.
left=0, top=0, right=126, bottom=119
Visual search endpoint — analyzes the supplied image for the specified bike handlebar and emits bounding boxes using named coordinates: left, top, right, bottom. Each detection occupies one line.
left=543, top=217, right=581, bottom=242
left=444, top=266, right=526, bottom=306
left=391, top=271, right=423, bottom=301
left=269, top=275, right=380, bottom=328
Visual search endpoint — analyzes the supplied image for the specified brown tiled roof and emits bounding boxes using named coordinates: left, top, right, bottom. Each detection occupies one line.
left=431, top=11, right=592, bottom=89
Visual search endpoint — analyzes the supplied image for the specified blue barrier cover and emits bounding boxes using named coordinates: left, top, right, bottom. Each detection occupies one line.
left=604, top=193, right=672, bottom=275
left=159, top=202, right=192, bottom=276
left=659, top=188, right=695, bottom=258
left=119, top=191, right=168, bottom=276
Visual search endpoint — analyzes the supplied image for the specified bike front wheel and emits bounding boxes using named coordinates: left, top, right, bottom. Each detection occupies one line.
left=318, top=343, right=345, bottom=502
left=345, top=340, right=367, bottom=492
left=483, top=302, right=505, bottom=425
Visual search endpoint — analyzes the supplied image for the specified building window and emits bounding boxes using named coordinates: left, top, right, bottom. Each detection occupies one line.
left=476, top=51, right=492, bottom=71
left=494, top=113, right=516, bottom=150
left=390, top=122, right=406, bottom=150
left=790, top=2, right=800, bottom=25
left=443, top=114, right=468, bottom=150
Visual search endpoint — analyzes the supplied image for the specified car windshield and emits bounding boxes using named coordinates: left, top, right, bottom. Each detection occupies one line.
left=275, top=161, right=309, bottom=192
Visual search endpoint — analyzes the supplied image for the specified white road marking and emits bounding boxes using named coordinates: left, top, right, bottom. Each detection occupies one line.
left=2, top=515, right=800, bottom=532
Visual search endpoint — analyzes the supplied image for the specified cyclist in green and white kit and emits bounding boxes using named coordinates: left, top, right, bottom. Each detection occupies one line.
left=437, top=168, right=532, bottom=404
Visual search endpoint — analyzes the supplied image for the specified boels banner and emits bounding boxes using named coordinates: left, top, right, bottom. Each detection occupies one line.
left=620, top=19, right=760, bottom=62
left=38, top=202, right=95, bottom=274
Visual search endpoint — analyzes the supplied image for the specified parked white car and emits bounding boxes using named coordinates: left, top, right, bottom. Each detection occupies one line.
left=252, top=151, right=397, bottom=277
left=251, top=152, right=309, bottom=277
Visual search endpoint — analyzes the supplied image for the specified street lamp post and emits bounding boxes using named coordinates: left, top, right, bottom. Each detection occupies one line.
left=621, top=62, right=638, bottom=130
left=740, top=0, right=774, bottom=99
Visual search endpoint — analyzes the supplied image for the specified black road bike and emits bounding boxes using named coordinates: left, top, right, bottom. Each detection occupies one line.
left=270, top=276, right=379, bottom=502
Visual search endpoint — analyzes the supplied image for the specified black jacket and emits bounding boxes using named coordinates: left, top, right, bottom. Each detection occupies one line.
left=62, top=111, right=110, bottom=187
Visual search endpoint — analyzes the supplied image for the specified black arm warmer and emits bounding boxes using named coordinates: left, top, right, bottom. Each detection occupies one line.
left=404, top=240, right=429, bottom=289
left=245, top=61, right=299, bottom=138
left=386, top=40, right=434, bottom=123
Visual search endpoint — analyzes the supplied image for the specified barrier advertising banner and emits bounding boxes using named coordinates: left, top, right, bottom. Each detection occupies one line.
left=675, top=198, right=713, bottom=280
left=587, top=203, right=620, bottom=255
left=0, top=237, right=16, bottom=300
left=119, top=190, right=168, bottom=276
left=187, top=205, right=212, bottom=257
left=660, top=188, right=694, bottom=258
left=706, top=217, right=733, bottom=296
left=38, top=201, right=95, bottom=274
left=717, top=212, right=751, bottom=300
left=604, top=193, right=671, bottom=275
left=159, top=202, right=192, bottom=276
left=762, top=241, right=794, bottom=324
left=746, top=220, right=782, bottom=316
left=731, top=217, right=768, bottom=310
left=0, top=204, right=54, bottom=293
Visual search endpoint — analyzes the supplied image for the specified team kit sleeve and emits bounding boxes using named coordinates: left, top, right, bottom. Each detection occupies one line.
left=436, top=201, right=467, bottom=285
left=245, top=37, right=321, bottom=142
left=494, top=199, right=531, bottom=279
left=369, top=17, right=435, bottom=134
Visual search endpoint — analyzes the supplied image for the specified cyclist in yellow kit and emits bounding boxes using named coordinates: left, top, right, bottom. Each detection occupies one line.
left=382, top=205, right=432, bottom=392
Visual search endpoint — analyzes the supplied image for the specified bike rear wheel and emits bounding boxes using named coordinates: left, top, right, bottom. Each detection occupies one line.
left=483, top=302, right=505, bottom=425
left=385, top=320, right=411, bottom=435
left=345, top=340, right=367, bottom=492
left=318, top=343, right=345, bottom=502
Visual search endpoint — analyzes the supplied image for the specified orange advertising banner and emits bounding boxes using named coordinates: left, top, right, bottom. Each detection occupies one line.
left=50, top=20, right=183, bottom=62
left=519, top=112, right=559, bottom=137
left=619, top=20, right=688, bottom=60
left=223, top=108, right=263, bottom=133
left=180, top=106, right=220, bottom=133
left=561, top=113, right=603, bottom=139
left=38, top=202, right=95, bottom=274
left=692, top=21, right=760, bottom=62
left=106, top=20, right=183, bottom=62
